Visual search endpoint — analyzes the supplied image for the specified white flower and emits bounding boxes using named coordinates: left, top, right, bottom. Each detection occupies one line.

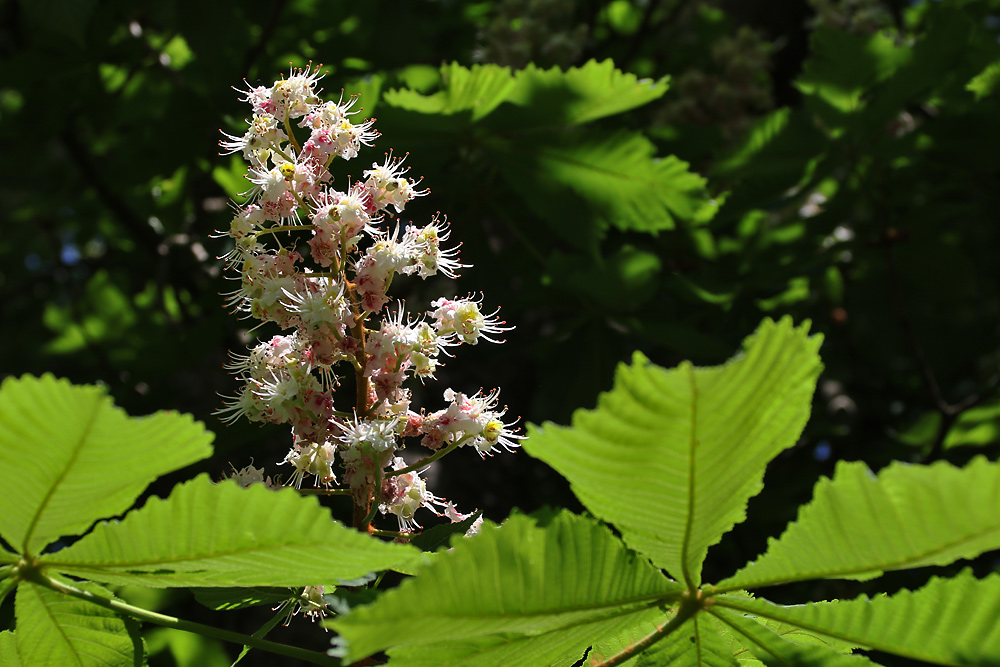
left=431, top=295, right=512, bottom=344
left=226, top=463, right=275, bottom=489
left=220, top=113, right=287, bottom=162
left=398, top=218, right=467, bottom=279
left=214, top=384, right=264, bottom=424
left=422, top=388, right=523, bottom=456
left=379, top=457, right=444, bottom=531
left=337, top=415, right=399, bottom=453
left=267, top=64, right=325, bottom=121
left=280, top=276, right=350, bottom=334
left=282, top=441, right=338, bottom=488
left=363, top=152, right=427, bottom=213
left=300, top=95, right=378, bottom=160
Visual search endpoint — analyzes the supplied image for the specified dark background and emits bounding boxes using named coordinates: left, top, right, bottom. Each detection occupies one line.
left=2, top=0, right=999, bottom=664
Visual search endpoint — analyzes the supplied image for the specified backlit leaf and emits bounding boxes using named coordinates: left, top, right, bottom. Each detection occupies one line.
left=0, top=375, right=213, bottom=554
left=42, top=475, right=418, bottom=587
left=330, top=511, right=680, bottom=666
left=718, top=457, right=1000, bottom=590
left=15, top=580, right=142, bottom=667
left=524, top=318, right=823, bottom=586
left=718, top=570, right=1000, bottom=666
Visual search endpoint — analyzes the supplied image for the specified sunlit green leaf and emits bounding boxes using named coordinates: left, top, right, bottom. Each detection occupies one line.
left=330, top=511, right=681, bottom=665
left=714, top=109, right=791, bottom=174
left=630, top=614, right=740, bottom=667
left=384, top=62, right=514, bottom=120
left=717, top=457, right=1000, bottom=590
left=707, top=590, right=860, bottom=666
left=755, top=277, right=810, bottom=311
left=967, top=59, right=1000, bottom=99
left=43, top=475, right=418, bottom=587
left=502, top=59, right=668, bottom=127
left=212, top=155, right=249, bottom=199
left=42, top=271, right=137, bottom=354
left=524, top=318, right=823, bottom=586
left=712, top=608, right=874, bottom=667
left=587, top=606, right=667, bottom=667
left=796, top=28, right=910, bottom=113
left=0, top=630, right=21, bottom=667
left=0, top=375, right=213, bottom=554
left=492, top=130, right=711, bottom=244
left=718, top=570, right=1000, bottom=666
left=944, top=399, right=1000, bottom=449
left=161, top=35, right=193, bottom=70
left=343, top=72, right=385, bottom=120
left=15, top=580, right=142, bottom=667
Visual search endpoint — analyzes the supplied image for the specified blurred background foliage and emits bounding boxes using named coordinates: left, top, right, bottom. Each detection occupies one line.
left=2, top=0, right=1000, bottom=664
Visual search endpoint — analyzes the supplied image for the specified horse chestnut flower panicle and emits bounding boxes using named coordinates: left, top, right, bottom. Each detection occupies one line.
left=215, top=63, right=522, bottom=533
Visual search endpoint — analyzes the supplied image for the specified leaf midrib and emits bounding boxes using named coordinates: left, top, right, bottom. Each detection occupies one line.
left=681, top=363, right=699, bottom=589
left=43, top=535, right=402, bottom=572
left=22, top=392, right=101, bottom=555
left=714, top=596, right=963, bottom=666
left=715, top=521, right=1000, bottom=593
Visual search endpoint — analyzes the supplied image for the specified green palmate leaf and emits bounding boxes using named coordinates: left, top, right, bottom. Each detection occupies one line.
left=714, top=108, right=792, bottom=174
left=967, top=58, right=1000, bottom=99
left=862, top=8, right=972, bottom=124
left=15, top=580, right=143, bottom=667
left=629, top=614, right=739, bottom=667
left=379, top=609, right=668, bottom=667
left=0, top=631, right=21, bottom=667
left=491, top=130, right=712, bottom=242
left=717, top=570, right=1000, bottom=667
left=717, top=457, right=1000, bottom=591
left=796, top=27, right=911, bottom=113
left=212, top=155, right=249, bottom=200
left=42, top=475, right=417, bottom=587
left=342, top=72, right=385, bottom=119
left=384, top=60, right=667, bottom=128
left=711, top=609, right=874, bottom=667
left=0, top=375, right=213, bottom=555
left=943, top=398, right=1000, bottom=449
left=586, top=606, right=670, bottom=667
left=589, top=609, right=745, bottom=667
left=731, top=619, right=857, bottom=662
left=706, top=591, right=859, bottom=666
left=500, top=59, right=669, bottom=128
left=383, top=62, right=514, bottom=120
left=710, top=110, right=826, bottom=214
left=329, top=511, right=681, bottom=665
left=524, top=318, right=823, bottom=586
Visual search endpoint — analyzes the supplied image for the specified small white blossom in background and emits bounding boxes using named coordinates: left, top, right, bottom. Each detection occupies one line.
left=276, top=585, right=332, bottom=627
left=226, top=463, right=277, bottom=489
left=215, top=63, right=521, bottom=534
left=379, top=457, right=446, bottom=531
